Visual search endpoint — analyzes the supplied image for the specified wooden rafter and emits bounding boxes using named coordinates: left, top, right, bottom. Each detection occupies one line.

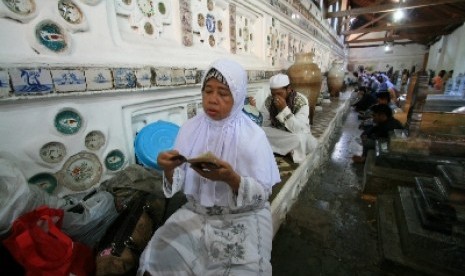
left=325, top=0, right=465, bottom=18
left=352, top=13, right=390, bottom=32
left=346, top=34, right=431, bottom=44
left=342, top=17, right=465, bottom=35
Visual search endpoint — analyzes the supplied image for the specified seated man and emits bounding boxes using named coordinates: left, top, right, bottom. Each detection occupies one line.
left=352, top=104, right=403, bottom=164
left=259, top=73, right=317, bottom=163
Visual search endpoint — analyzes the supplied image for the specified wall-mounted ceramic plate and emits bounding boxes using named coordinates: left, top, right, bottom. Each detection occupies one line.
left=35, top=20, right=68, bottom=53
left=28, top=172, right=58, bottom=194
left=137, top=0, right=154, bottom=17
left=105, top=149, right=125, bottom=171
left=85, top=130, right=105, bottom=151
left=40, top=142, right=67, bottom=163
left=207, top=0, right=214, bottom=11
left=197, top=13, right=204, bottom=27
left=55, top=109, right=82, bottom=135
left=58, top=151, right=102, bottom=191
left=58, top=0, right=83, bottom=24
left=1, top=0, right=36, bottom=17
left=208, top=35, right=215, bottom=47
left=206, top=14, right=215, bottom=33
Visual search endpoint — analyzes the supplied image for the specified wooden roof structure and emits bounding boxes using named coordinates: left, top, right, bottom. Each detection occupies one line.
left=323, top=0, right=465, bottom=48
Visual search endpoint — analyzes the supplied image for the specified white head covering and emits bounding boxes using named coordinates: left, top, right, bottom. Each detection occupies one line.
left=270, top=73, right=290, bottom=89
left=174, top=58, right=281, bottom=207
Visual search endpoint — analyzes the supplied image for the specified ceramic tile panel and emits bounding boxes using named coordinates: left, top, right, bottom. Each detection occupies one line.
left=184, top=69, right=197, bottom=84
left=235, top=10, right=256, bottom=55
left=0, top=70, right=10, bottom=98
left=171, top=69, right=186, bottom=86
left=180, top=0, right=193, bottom=46
left=113, top=68, right=136, bottom=89
left=114, top=0, right=172, bottom=40
left=154, top=68, right=172, bottom=86
left=51, top=69, right=86, bottom=92
left=85, top=68, right=113, bottom=91
left=187, top=102, right=197, bottom=119
left=229, top=3, right=236, bottom=54
left=190, top=0, right=227, bottom=49
left=9, top=68, right=53, bottom=95
left=135, top=68, right=152, bottom=88
left=265, top=17, right=279, bottom=66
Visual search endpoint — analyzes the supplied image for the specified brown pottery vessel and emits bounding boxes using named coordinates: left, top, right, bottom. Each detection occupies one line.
left=287, top=52, right=322, bottom=125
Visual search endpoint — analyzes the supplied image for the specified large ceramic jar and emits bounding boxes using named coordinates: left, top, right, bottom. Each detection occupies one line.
left=287, top=52, right=322, bottom=125
left=327, top=60, right=345, bottom=97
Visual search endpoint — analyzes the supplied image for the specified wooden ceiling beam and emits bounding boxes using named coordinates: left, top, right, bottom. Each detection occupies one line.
left=342, top=17, right=465, bottom=35
left=346, top=35, right=430, bottom=44
left=348, top=41, right=418, bottom=48
left=352, top=13, right=390, bottom=32
left=325, top=0, right=465, bottom=18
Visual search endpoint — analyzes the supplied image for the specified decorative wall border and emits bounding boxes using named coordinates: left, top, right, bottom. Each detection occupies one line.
left=0, top=66, right=280, bottom=100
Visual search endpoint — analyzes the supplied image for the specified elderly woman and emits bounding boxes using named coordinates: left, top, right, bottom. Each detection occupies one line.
left=137, top=58, right=281, bottom=275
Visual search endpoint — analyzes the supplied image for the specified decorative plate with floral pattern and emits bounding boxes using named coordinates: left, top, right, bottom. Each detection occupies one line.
left=57, top=151, right=102, bottom=191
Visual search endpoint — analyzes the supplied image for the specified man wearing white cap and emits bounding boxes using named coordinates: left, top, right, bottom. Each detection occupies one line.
left=259, top=73, right=317, bottom=163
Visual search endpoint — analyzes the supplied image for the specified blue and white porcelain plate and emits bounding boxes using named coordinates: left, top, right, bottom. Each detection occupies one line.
left=206, top=14, right=215, bottom=33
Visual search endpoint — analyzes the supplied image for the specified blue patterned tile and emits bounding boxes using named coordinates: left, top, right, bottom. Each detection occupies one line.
left=85, top=68, right=113, bottom=91
left=113, top=68, right=136, bottom=89
left=155, top=68, right=172, bottom=86
left=9, top=68, right=53, bottom=95
left=135, top=68, right=152, bottom=88
left=0, top=70, right=10, bottom=98
left=51, top=69, right=86, bottom=92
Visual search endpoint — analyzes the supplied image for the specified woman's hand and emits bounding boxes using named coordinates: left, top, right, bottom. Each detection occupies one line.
left=157, top=150, right=185, bottom=183
left=190, top=157, right=241, bottom=193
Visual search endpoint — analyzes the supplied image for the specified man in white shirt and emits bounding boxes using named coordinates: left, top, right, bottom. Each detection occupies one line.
left=260, top=73, right=317, bottom=163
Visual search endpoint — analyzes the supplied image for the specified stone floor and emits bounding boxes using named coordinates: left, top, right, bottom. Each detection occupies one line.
left=270, top=98, right=348, bottom=202
left=270, top=102, right=427, bottom=275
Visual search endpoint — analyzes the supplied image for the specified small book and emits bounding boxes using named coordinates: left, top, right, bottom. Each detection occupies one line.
left=169, top=151, right=220, bottom=170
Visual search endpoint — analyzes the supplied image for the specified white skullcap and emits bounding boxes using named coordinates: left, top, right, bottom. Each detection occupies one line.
left=270, top=73, right=290, bottom=89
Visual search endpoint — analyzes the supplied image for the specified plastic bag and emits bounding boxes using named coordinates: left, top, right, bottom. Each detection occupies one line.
left=62, top=190, right=119, bottom=248
left=2, top=206, right=94, bottom=276
left=0, top=158, right=68, bottom=235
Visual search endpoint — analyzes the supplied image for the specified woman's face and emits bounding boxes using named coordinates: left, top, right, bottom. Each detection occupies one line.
left=202, top=78, right=234, bottom=120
